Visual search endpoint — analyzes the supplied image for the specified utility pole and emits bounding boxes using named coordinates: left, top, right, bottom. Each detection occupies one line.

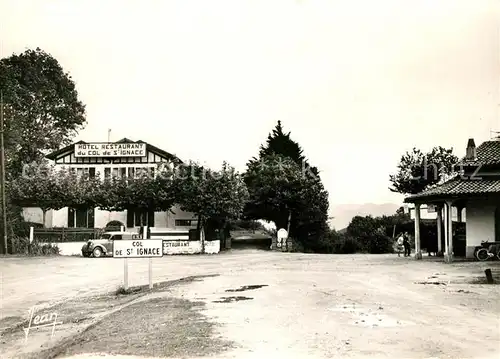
left=0, top=91, right=8, bottom=255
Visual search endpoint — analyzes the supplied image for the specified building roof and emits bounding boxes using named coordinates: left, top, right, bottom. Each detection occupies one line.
left=46, top=138, right=183, bottom=164
left=457, top=140, right=500, bottom=166
left=404, top=177, right=500, bottom=203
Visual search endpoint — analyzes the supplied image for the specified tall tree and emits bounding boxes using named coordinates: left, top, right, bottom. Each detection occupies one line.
left=244, top=122, right=330, bottom=250
left=9, top=162, right=72, bottom=227
left=0, top=48, right=86, bottom=176
left=249, top=120, right=320, bottom=178
left=173, top=162, right=248, bottom=252
left=97, top=167, right=177, bottom=228
left=389, top=146, right=458, bottom=194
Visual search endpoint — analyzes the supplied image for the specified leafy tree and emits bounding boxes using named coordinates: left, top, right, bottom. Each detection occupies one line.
left=346, top=215, right=393, bottom=254
left=228, top=219, right=265, bottom=232
left=8, top=162, right=69, bottom=227
left=97, top=167, right=177, bottom=228
left=389, top=146, right=458, bottom=195
left=0, top=48, right=86, bottom=176
left=60, top=169, right=103, bottom=210
left=173, top=162, right=248, bottom=252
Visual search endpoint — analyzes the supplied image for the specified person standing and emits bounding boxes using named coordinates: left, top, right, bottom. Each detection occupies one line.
left=395, top=234, right=404, bottom=257
left=403, top=232, right=411, bottom=257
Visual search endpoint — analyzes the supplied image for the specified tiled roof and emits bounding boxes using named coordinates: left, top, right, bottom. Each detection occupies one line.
left=457, top=140, right=500, bottom=166
left=404, top=178, right=500, bottom=202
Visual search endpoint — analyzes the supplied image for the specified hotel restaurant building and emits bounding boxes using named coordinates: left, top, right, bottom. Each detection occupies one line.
left=22, top=138, right=198, bottom=231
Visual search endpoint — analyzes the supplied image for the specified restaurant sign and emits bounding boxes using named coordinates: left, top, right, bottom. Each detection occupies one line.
left=75, top=143, right=146, bottom=157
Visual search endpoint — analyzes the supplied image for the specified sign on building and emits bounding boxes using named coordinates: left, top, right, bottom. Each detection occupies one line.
left=113, top=240, right=163, bottom=258
left=75, top=143, right=146, bottom=157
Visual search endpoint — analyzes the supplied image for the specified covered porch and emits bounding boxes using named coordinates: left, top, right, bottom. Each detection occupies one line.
left=404, top=178, right=500, bottom=263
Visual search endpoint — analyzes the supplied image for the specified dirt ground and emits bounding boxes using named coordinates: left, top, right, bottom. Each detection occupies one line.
left=1, top=251, right=499, bottom=358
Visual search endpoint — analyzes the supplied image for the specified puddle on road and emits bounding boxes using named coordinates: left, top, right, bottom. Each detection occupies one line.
left=415, top=281, right=448, bottom=285
left=225, top=285, right=268, bottom=292
left=213, top=296, right=253, bottom=303
left=329, top=304, right=414, bottom=328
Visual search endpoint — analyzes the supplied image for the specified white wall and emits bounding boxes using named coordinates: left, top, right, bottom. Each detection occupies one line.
left=51, top=208, right=68, bottom=227
left=40, top=240, right=220, bottom=256
left=465, top=199, right=496, bottom=258
left=94, top=209, right=127, bottom=228
left=409, top=205, right=463, bottom=221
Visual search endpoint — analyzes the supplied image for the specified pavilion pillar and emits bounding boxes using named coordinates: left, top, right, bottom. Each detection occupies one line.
left=444, top=201, right=454, bottom=263
left=436, top=205, right=442, bottom=254
left=414, top=203, right=422, bottom=259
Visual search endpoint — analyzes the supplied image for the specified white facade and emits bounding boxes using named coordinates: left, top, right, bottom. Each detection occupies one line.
left=407, top=204, right=463, bottom=221
left=22, top=139, right=198, bottom=231
left=464, top=199, right=496, bottom=258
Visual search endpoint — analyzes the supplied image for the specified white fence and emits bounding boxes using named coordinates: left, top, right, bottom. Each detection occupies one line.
left=36, top=227, right=220, bottom=256
left=150, top=228, right=220, bottom=255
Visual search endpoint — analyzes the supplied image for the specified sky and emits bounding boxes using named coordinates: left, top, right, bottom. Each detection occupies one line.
left=1, top=0, right=499, bottom=208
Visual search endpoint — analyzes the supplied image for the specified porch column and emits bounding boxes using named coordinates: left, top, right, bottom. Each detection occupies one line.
left=414, top=203, right=422, bottom=259
left=444, top=201, right=454, bottom=263
left=448, top=202, right=454, bottom=259
left=436, top=206, right=442, bottom=254
left=444, top=203, right=450, bottom=261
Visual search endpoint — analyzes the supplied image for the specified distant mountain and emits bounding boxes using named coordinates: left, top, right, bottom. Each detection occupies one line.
left=330, top=203, right=401, bottom=230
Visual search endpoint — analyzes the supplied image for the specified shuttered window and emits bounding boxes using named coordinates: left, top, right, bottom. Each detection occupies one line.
left=67, top=208, right=95, bottom=228
left=126, top=208, right=155, bottom=227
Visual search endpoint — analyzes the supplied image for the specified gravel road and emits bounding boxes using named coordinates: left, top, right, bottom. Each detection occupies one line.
left=2, top=250, right=499, bottom=358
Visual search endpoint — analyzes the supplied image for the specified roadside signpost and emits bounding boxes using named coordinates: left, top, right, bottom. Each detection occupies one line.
left=114, top=226, right=163, bottom=290
left=277, top=228, right=288, bottom=251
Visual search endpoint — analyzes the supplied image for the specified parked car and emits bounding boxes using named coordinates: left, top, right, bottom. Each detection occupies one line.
left=81, top=231, right=140, bottom=258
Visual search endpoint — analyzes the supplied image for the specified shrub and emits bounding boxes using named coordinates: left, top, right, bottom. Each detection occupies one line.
left=228, top=219, right=265, bottom=232
left=333, top=235, right=360, bottom=254
left=10, top=236, right=60, bottom=256
left=366, top=230, right=394, bottom=254
left=106, top=220, right=124, bottom=227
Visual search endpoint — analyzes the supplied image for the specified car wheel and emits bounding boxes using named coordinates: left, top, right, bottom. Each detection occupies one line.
left=93, top=247, right=103, bottom=258
left=476, top=248, right=489, bottom=261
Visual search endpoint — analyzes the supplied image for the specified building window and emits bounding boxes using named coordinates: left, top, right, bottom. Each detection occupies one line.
left=175, top=219, right=197, bottom=227
left=104, top=168, right=111, bottom=179
left=136, top=167, right=146, bottom=177
left=68, top=208, right=95, bottom=228
left=89, top=167, right=96, bottom=178
left=127, top=208, right=155, bottom=227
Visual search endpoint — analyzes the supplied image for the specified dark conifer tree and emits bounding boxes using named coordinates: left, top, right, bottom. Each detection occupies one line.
left=244, top=121, right=330, bottom=251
